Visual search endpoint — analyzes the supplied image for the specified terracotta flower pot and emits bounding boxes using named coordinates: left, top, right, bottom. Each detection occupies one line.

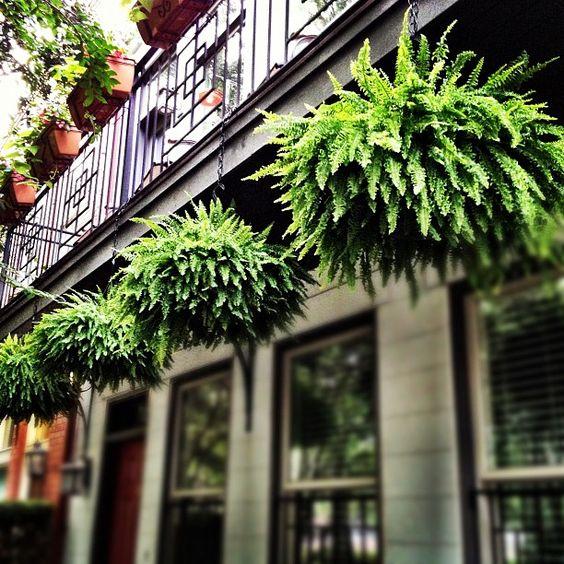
left=8, top=173, right=36, bottom=209
left=137, top=0, right=214, bottom=49
left=68, top=54, right=135, bottom=131
left=0, top=173, right=36, bottom=225
left=198, top=87, right=223, bottom=108
left=33, top=122, right=82, bottom=181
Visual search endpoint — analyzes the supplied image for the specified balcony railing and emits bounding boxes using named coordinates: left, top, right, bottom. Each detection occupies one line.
left=0, top=0, right=360, bottom=308
left=478, top=484, right=564, bottom=563
left=162, top=497, right=225, bottom=564
left=278, top=490, right=380, bottom=563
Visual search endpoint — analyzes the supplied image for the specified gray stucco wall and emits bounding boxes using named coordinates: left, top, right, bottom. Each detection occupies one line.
left=64, top=276, right=464, bottom=564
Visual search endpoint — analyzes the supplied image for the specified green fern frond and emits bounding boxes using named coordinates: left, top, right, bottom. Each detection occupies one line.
left=250, top=12, right=563, bottom=295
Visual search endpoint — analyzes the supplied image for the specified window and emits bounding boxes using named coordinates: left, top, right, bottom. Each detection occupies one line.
left=0, top=467, right=6, bottom=499
left=26, top=417, right=50, bottom=446
left=470, top=280, right=564, bottom=476
left=277, top=324, right=380, bottom=563
left=163, top=370, right=231, bottom=564
left=0, top=420, right=13, bottom=450
left=468, top=279, right=564, bottom=563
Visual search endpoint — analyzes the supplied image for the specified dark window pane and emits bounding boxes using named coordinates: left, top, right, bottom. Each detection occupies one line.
left=106, top=394, right=147, bottom=434
left=279, top=491, right=379, bottom=564
left=163, top=499, right=224, bottom=564
left=288, top=330, right=376, bottom=482
left=481, top=282, right=564, bottom=469
left=174, top=376, right=230, bottom=491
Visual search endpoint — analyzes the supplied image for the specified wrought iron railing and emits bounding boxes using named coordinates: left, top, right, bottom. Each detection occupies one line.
left=0, top=0, right=360, bottom=308
left=277, top=489, right=380, bottom=563
left=162, top=496, right=225, bottom=564
left=478, top=484, right=564, bottom=563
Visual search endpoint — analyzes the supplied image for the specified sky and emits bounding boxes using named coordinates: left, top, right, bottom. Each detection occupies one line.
left=0, top=0, right=135, bottom=139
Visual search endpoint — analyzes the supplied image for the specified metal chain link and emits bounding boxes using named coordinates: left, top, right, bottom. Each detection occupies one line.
left=111, top=207, right=121, bottom=273
left=408, top=0, right=420, bottom=37
left=215, top=105, right=233, bottom=199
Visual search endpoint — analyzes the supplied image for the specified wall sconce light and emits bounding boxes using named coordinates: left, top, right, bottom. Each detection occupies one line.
left=61, top=456, right=91, bottom=496
left=27, top=441, right=48, bottom=479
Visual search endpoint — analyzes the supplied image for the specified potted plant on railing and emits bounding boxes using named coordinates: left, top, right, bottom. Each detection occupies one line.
left=33, top=120, right=82, bottom=180
left=0, top=171, right=37, bottom=225
left=130, top=0, right=214, bottom=50
left=28, top=102, right=83, bottom=181
left=62, top=50, right=135, bottom=131
left=0, top=138, right=38, bottom=225
left=198, top=86, right=223, bottom=108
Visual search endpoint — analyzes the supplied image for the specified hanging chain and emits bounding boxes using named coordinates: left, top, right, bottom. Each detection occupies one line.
left=214, top=104, right=233, bottom=199
left=111, top=206, right=121, bottom=277
left=408, top=0, right=420, bottom=37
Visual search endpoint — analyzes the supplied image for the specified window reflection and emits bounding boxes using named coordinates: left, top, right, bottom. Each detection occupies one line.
left=280, top=325, right=380, bottom=563
left=174, top=376, right=230, bottom=491
left=288, top=331, right=376, bottom=483
left=164, top=372, right=230, bottom=564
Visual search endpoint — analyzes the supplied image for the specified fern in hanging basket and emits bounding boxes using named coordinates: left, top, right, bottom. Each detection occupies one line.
left=250, top=18, right=564, bottom=292
left=29, top=292, right=168, bottom=392
left=113, top=201, right=313, bottom=350
left=0, top=335, right=79, bottom=423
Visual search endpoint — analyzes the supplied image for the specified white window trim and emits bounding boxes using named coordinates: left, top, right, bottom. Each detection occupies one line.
left=281, top=325, right=377, bottom=492
left=466, top=275, right=564, bottom=482
left=169, top=370, right=232, bottom=499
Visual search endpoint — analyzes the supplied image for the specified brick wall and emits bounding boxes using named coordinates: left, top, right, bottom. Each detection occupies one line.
left=6, top=421, right=28, bottom=500
left=5, top=415, right=75, bottom=564
left=46, top=414, right=75, bottom=564
left=44, top=415, right=72, bottom=504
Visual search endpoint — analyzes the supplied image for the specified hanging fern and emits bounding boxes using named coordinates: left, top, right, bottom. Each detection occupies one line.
left=249, top=16, right=564, bottom=293
left=0, top=334, right=79, bottom=423
left=29, top=292, right=168, bottom=392
left=113, top=200, right=313, bottom=351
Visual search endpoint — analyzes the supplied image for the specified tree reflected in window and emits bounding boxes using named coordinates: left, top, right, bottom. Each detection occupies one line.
left=174, top=375, right=230, bottom=491
left=279, top=325, right=380, bottom=563
left=288, top=331, right=376, bottom=483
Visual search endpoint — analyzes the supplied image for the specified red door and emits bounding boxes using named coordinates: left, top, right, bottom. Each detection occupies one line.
left=105, top=437, right=145, bottom=564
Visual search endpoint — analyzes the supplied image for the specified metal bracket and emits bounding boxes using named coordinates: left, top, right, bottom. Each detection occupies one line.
left=234, top=343, right=256, bottom=433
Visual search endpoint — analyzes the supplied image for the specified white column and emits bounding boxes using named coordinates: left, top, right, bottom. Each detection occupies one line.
left=378, top=286, right=464, bottom=564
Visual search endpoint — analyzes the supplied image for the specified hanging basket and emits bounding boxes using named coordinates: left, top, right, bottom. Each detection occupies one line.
left=32, top=121, right=82, bottom=181
left=250, top=17, right=564, bottom=293
left=113, top=201, right=313, bottom=351
left=29, top=292, right=168, bottom=392
left=136, top=0, right=214, bottom=49
left=0, top=335, right=79, bottom=424
left=68, top=54, right=135, bottom=131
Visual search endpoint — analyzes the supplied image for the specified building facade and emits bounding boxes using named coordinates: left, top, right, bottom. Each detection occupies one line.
left=2, top=416, right=75, bottom=563
left=0, top=1, right=562, bottom=563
